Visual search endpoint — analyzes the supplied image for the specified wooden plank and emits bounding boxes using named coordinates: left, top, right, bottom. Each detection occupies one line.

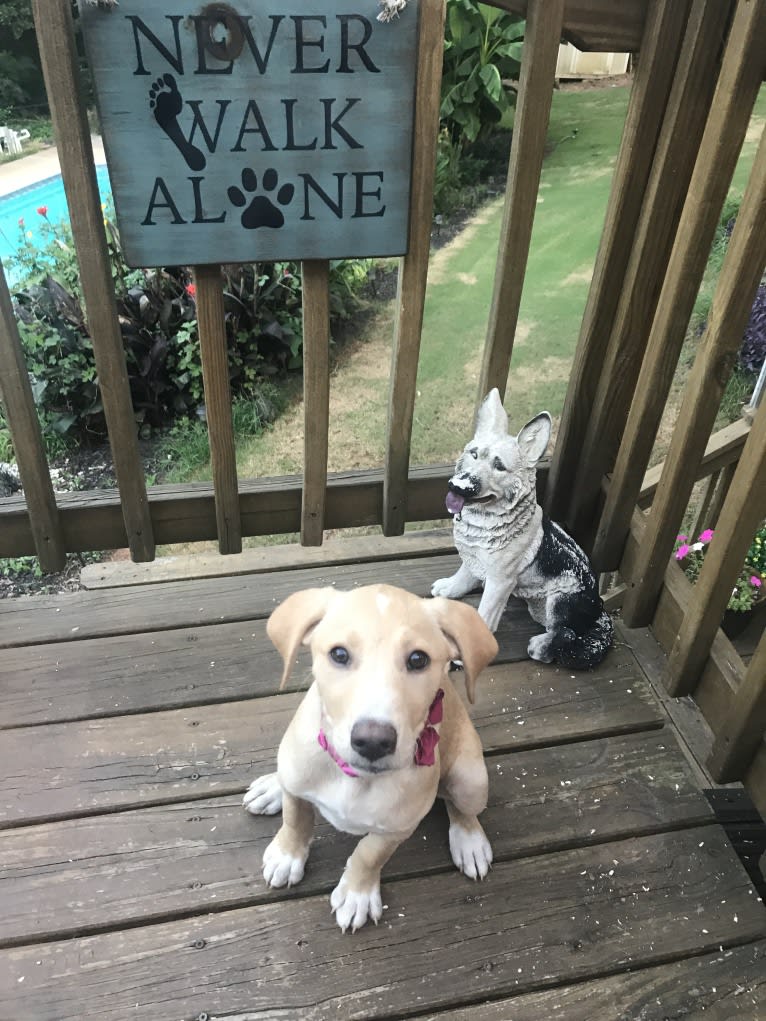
left=0, top=260, right=65, bottom=572
left=301, top=260, right=331, bottom=546
left=489, top=0, right=649, bottom=53
left=1, top=827, right=763, bottom=1021
left=708, top=629, right=766, bottom=784
left=746, top=745, right=766, bottom=821
left=619, top=124, right=766, bottom=625
left=0, top=555, right=460, bottom=648
left=0, top=597, right=540, bottom=729
left=194, top=264, right=241, bottom=554
left=706, top=460, right=738, bottom=531
left=80, top=530, right=456, bottom=588
left=419, top=941, right=766, bottom=1021
left=590, top=0, right=766, bottom=572
left=693, top=468, right=722, bottom=540
left=477, top=0, right=565, bottom=400
left=30, top=0, right=154, bottom=562
left=665, top=398, right=766, bottom=696
left=543, top=0, right=690, bottom=524
left=0, top=730, right=711, bottom=948
left=383, top=0, right=445, bottom=537
left=0, top=654, right=661, bottom=827
left=567, top=0, right=730, bottom=548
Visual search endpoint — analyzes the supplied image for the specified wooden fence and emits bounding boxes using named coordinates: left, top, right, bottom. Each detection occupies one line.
left=0, top=0, right=765, bottom=803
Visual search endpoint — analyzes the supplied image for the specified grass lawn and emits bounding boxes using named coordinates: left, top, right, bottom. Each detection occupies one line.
left=218, top=83, right=766, bottom=483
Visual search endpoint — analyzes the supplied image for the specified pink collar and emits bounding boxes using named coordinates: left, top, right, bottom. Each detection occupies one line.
left=317, top=688, right=445, bottom=777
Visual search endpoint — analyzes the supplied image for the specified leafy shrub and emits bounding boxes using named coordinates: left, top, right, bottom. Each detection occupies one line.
left=441, top=0, right=524, bottom=148
left=739, top=283, right=766, bottom=375
left=6, top=208, right=370, bottom=440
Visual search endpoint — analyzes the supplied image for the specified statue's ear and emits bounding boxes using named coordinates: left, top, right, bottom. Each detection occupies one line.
left=517, top=412, right=551, bottom=466
left=475, top=388, right=509, bottom=439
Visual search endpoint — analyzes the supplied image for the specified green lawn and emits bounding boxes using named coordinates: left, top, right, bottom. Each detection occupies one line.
left=234, top=82, right=766, bottom=480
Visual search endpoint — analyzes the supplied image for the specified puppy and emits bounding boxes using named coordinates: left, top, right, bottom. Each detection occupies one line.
left=432, top=389, right=613, bottom=670
left=243, top=584, right=498, bottom=933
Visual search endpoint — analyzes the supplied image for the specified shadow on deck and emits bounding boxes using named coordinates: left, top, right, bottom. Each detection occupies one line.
left=1, top=532, right=765, bottom=1020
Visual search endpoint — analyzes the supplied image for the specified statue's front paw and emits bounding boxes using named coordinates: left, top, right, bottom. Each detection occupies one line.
left=432, top=576, right=461, bottom=598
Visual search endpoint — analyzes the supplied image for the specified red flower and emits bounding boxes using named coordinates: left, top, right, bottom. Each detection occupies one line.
left=185, top=283, right=197, bottom=298
left=18, top=217, right=24, bottom=227
left=37, top=206, right=48, bottom=217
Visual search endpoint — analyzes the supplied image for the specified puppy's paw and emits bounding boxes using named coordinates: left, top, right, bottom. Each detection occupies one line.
left=449, top=823, right=493, bottom=880
left=527, top=632, right=556, bottom=664
left=330, top=876, right=384, bottom=933
left=243, top=772, right=283, bottom=815
left=262, top=836, right=308, bottom=888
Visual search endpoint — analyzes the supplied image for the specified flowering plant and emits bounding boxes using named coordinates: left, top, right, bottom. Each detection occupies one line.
left=674, top=523, right=766, bottom=613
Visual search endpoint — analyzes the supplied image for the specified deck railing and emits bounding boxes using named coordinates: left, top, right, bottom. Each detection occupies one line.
left=0, top=0, right=765, bottom=803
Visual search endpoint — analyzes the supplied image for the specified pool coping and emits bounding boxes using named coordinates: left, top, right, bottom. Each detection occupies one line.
left=0, top=136, right=105, bottom=199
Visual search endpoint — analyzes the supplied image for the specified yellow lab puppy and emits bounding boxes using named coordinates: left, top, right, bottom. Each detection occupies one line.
left=243, top=584, right=498, bottom=932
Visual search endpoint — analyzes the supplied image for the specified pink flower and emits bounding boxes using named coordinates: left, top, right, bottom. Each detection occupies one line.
left=675, top=544, right=690, bottom=560
left=698, top=528, right=714, bottom=543
left=185, top=283, right=196, bottom=298
left=751, top=576, right=762, bottom=588
left=37, top=205, right=48, bottom=217
left=676, top=534, right=687, bottom=543
left=17, top=217, right=24, bottom=227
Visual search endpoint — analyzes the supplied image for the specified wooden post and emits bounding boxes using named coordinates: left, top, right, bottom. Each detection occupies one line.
left=383, top=0, right=445, bottom=537
left=619, top=125, right=766, bottom=627
left=562, top=0, right=729, bottom=549
left=31, top=0, right=154, bottom=562
left=301, top=260, right=330, bottom=547
left=476, top=0, right=565, bottom=402
left=194, top=265, right=241, bottom=555
left=708, top=630, right=766, bottom=783
left=543, top=0, right=691, bottom=525
left=590, top=0, right=766, bottom=576
left=664, top=397, right=766, bottom=697
left=0, top=260, right=65, bottom=572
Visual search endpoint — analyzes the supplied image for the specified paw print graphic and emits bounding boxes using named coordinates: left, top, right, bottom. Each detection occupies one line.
left=228, top=168, right=295, bottom=229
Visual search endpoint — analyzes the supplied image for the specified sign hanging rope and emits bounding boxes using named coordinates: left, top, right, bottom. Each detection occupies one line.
left=377, top=0, right=409, bottom=23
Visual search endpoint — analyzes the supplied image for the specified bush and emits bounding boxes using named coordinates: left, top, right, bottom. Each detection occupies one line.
left=739, top=283, right=766, bottom=375
left=6, top=207, right=371, bottom=440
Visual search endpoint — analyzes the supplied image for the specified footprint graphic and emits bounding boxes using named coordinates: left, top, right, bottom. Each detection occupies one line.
left=148, top=73, right=206, bottom=172
left=227, top=168, right=295, bottom=229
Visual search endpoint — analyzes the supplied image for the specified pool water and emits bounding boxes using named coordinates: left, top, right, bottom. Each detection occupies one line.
left=0, top=165, right=112, bottom=273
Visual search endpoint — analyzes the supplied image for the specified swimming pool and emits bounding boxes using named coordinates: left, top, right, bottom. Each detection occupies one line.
left=0, top=165, right=112, bottom=273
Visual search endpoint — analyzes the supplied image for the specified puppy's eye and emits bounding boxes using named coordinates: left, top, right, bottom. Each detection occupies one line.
left=493, top=457, right=506, bottom=472
left=469, top=448, right=478, bottom=459
left=407, top=650, right=430, bottom=671
left=329, top=646, right=350, bottom=666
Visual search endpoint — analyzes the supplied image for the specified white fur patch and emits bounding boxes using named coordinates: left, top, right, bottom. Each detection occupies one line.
left=375, top=592, right=391, bottom=615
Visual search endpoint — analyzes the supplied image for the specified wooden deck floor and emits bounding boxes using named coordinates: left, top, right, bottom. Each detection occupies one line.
left=1, top=534, right=765, bottom=1020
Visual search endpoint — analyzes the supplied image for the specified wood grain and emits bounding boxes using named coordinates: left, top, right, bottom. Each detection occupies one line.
left=477, top=0, right=564, bottom=401
left=383, top=0, right=446, bottom=536
left=0, top=261, right=65, bottom=572
left=300, top=260, right=330, bottom=545
left=1, top=827, right=762, bottom=1021
left=709, top=630, right=766, bottom=783
left=592, top=0, right=766, bottom=572
left=619, top=124, right=766, bottom=625
left=0, top=731, right=709, bottom=947
left=0, top=652, right=661, bottom=827
left=487, top=0, right=649, bottom=53
left=568, top=0, right=729, bottom=551
left=543, top=0, right=690, bottom=526
left=31, top=0, right=154, bottom=562
left=194, top=264, right=242, bottom=554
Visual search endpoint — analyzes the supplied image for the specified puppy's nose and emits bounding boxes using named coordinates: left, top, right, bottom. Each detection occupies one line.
left=350, top=719, right=397, bottom=762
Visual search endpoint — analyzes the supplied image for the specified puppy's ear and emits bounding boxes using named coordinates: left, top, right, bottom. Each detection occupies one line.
left=427, top=598, right=498, bottom=703
left=517, top=412, right=551, bottom=466
left=267, top=587, right=336, bottom=689
left=475, top=388, right=508, bottom=439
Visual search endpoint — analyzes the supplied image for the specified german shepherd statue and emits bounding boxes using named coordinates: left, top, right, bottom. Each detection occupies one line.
left=432, top=389, right=613, bottom=670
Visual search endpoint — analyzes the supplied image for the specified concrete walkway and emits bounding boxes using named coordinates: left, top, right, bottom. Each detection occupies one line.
left=0, top=137, right=105, bottom=197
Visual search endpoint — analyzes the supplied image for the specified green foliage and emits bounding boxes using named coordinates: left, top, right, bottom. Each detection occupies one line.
left=7, top=208, right=371, bottom=440
left=0, top=555, right=42, bottom=580
left=441, top=0, right=524, bottom=147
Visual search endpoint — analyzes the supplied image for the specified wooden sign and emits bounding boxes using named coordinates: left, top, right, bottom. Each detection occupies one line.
left=78, top=1, right=419, bottom=267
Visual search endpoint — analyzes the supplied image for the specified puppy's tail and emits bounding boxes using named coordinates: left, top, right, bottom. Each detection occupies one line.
left=551, top=610, right=614, bottom=670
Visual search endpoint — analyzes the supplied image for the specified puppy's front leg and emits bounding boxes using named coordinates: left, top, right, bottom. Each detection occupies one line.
left=477, top=576, right=513, bottom=632
left=262, top=791, right=315, bottom=888
left=432, top=561, right=481, bottom=600
left=331, top=833, right=403, bottom=933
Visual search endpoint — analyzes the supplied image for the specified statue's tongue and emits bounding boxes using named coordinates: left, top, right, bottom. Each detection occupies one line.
left=445, top=490, right=465, bottom=516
